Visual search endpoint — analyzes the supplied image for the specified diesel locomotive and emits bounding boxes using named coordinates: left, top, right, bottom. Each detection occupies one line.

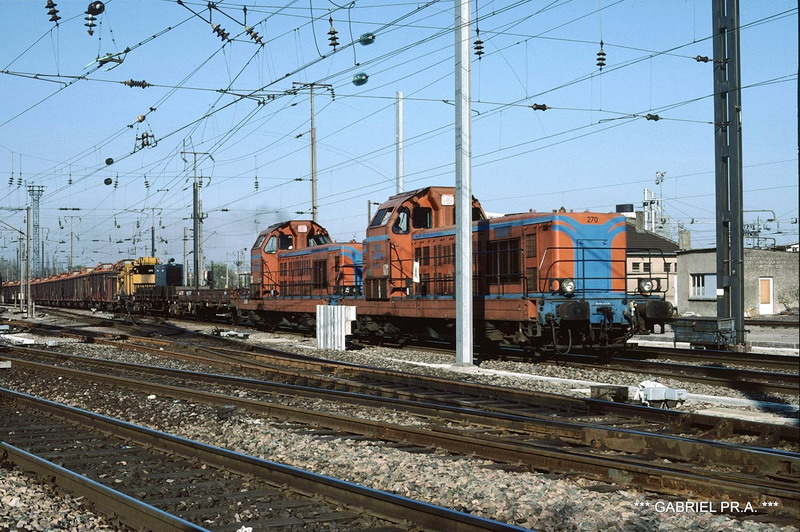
left=1, top=186, right=674, bottom=354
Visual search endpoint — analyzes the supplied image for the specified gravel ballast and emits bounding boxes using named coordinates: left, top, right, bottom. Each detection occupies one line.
left=0, top=313, right=797, bottom=531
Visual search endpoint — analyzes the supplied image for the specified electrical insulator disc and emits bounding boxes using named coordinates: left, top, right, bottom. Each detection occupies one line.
left=137, top=115, right=145, bottom=123
left=105, top=158, right=114, bottom=165
left=103, top=177, right=113, bottom=185
left=358, top=33, right=376, bottom=46
left=352, top=73, right=369, bottom=86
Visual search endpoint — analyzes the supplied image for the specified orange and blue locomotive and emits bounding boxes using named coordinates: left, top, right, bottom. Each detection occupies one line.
left=240, top=220, right=363, bottom=330
left=354, top=186, right=672, bottom=352
left=240, top=186, right=672, bottom=353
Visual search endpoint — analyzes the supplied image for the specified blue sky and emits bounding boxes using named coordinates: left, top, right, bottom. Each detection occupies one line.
left=1, top=0, right=797, bottom=271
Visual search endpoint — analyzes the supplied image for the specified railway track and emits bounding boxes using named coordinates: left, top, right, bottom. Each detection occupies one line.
left=535, top=354, right=799, bottom=396
left=7, top=317, right=800, bottom=442
left=623, top=344, right=800, bottom=372
left=0, top=387, right=522, bottom=532
left=2, top=345, right=799, bottom=521
left=11, top=309, right=800, bottom=397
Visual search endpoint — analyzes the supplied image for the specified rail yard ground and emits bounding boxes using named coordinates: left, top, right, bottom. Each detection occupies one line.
left=1, top=307, right=798, bottom=531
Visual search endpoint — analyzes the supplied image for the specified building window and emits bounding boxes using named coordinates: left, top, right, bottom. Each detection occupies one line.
left=643, top=262, right=651, bottom=273
left=664, top=262, right=671, bottom=273
left=690, top=273, right=717, bottom=298
left=631, top=263, right=640, bottom=272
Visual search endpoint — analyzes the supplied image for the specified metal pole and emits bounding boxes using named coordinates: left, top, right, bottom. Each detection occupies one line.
left=292, top=83, right=331, bottom=222
left=182, top=151, right=209, bottom=289
left=193, top=169, right=200, bottom=288
left=396, top=91, right=404, bottom=195
left=26, top=207, right=33, bottom=317
left=713, top=0, right=745, bottom=345
left=455, top=0, right=473, bottom=366
left=68, top=219, right=74, bottom=271
left=310, top=85, right=318, bottom=222
left=183, top=227, right=188, bottom=286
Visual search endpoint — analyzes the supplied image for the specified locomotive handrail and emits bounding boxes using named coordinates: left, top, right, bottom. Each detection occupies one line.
left=538, top=245, right=669, bottom=295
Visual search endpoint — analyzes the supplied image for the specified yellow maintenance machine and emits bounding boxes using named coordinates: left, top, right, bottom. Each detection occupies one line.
left=117, top=257, right=158, bottom=297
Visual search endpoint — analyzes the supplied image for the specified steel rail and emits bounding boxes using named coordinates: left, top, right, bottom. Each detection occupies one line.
left=0, top=442, right=205, bottom=531
left=6, top=349, right=797, bottom=471
left=624, top=345, right=800, bottom=371
left=4, top=355, right=798, bottom=517
left=0, top=387, right=526, bottom=532
left=538, top=357, right=798, bottom=396
left=8, top=326, right=799, bottom=444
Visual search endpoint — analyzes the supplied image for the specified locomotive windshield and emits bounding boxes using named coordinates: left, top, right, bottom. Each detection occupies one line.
left=308, top=234, right=331, bottom=246
left=370, top=207, right=393, bottom=227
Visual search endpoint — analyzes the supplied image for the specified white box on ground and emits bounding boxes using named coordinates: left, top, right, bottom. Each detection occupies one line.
left=316, top=305, right=357, bottom=351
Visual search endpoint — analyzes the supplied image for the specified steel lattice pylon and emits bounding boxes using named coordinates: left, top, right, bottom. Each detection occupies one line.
left=27, top=185, right=44, bottom=277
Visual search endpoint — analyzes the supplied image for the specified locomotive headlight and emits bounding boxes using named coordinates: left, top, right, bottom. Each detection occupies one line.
left=561, top=278, right=576, bottom=294
left=638, top=278, right=658, bottom=294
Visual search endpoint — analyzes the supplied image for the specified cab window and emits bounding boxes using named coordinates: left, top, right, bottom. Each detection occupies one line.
left=412, top=207, right=432, bottom=229
left=254, top=234, right=266, bottom=249
left=370, top=207, right=394, bottom=227
left=308, top=234, right=331, bottom=246
left=279, top=234, right=294, bottom=250
left=264, top=236, right=278, bottom=253
left=393, top=207, right=410, bottom=234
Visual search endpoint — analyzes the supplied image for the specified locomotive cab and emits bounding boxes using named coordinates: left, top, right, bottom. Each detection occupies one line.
left=364, top=186, right=485, bottom=300
left=250, top=220, right=362, bottom=300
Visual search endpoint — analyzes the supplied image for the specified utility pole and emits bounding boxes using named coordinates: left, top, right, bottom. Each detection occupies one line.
left=139, top=207, right=162, bottom=257
left=454, top=0, right=473, bottom=366
left=292, top=82, right=333, bottom=222
left=62, top=215, right=81, bottom=271
left=182, top=151, right=210, bottom=289
left=183, top=227, right=189, bottom=286
left=712, top=0, right=745, bottom=345
left=26, top=207, right=33, bottom=317
left=27, top=185, right=44, bottom=277
left=396, top=91, right=404, bottom=195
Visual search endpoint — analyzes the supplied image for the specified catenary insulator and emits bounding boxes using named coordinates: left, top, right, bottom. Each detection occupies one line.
left=124, top=79, right=151, bottom=89
left=694, top=55, right=711, bottom=63
left=328, top=16, right=339, bottom=49
left=645, top=113, right=660, bottom=121
left=473, top=38, right=484, bottom=58
left=596, top=41, right=606, bottom=69
left=85, top=14, right=96, bottom=35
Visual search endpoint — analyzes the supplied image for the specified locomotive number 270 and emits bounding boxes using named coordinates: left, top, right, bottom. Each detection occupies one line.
left=586, top=216, right=599, bottom=223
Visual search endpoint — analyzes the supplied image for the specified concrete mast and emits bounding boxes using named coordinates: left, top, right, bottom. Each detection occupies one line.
left=454, top=0, right=473, bottom=366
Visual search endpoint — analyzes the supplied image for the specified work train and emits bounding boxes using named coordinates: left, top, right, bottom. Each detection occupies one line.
left=1, top=186, right=674, bottom=354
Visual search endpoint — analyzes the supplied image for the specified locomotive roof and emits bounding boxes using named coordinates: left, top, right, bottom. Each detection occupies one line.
left=262, top=220, right=328, bottom=234
left=379, top=186, right=481, bottom=207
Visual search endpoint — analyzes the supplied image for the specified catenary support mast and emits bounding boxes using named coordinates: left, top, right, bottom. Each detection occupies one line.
left=712, top=0, right=745, bottom=345
left=455, top=0, right=473, bottom=366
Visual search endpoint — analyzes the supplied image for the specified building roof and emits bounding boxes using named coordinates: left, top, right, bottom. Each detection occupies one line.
left=626, top=221, right=679, bottom=255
